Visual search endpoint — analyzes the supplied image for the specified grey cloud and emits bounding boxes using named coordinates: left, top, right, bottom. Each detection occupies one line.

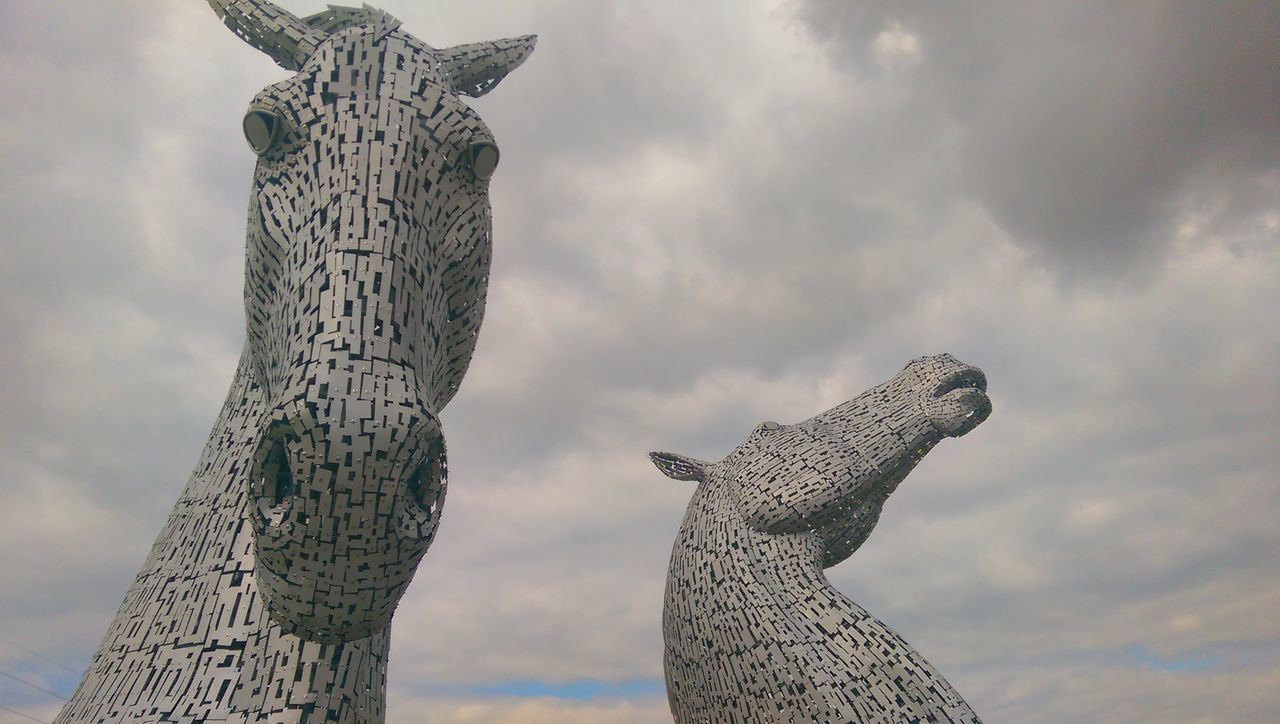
left=961, top=653, right=1280, bottom=723
left=797, top=0, right=1280, bottom=277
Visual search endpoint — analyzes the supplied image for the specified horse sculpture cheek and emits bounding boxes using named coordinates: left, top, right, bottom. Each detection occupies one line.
left=653, top=353, right=990, bottom=723
left=729, top=429, right=863, bottom=535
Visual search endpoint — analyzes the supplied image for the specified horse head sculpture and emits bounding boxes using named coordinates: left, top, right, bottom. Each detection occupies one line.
left=651, top=354, right=991, bottom=720
left=653, top=354, right=991, bottom=554
left=212, top=0, right=535, bottom=643
left=56, top=6, right=535, bottom=720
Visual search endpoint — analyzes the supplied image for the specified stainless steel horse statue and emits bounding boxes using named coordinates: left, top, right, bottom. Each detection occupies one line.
left=58, top=2, right=535, bottom=721
left=653, top=354, right=992, bottom=723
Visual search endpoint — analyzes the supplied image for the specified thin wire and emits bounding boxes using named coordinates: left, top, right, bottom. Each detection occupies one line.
left=0, top=702, right=51, bottom=723
left=0, top=640, right=79, bottom=676
left=0, top=671, right=66, bottom=701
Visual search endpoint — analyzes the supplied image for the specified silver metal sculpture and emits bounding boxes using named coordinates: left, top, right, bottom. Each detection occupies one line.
left=58, top=2, right=534, bottom=721
left=652, top=353, right=992, bottom=723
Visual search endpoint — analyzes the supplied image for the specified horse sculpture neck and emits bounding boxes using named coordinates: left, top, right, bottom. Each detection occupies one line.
left=663, top=476, right=978, bottom=723
left=57, top=350, right=390, bottom=723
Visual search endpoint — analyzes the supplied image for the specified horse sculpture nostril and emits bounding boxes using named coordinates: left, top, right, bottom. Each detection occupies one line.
left=265, top=437, right=294, bottom=506
left=252, top=428, right=297, bottom=530
left=397, top=431, right=448, bottom=544
left=405, top=466, right=431, bottom=513
left=406, top=436, right=447, bottom=515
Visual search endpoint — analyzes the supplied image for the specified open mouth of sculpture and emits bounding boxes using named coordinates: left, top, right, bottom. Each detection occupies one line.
left=925, top=365, right=992, bottom=436
left=933, top=367, right=987, bottom=397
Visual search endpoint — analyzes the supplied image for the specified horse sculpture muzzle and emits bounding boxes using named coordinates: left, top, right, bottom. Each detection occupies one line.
left=248, top=368, right=446, bottom=642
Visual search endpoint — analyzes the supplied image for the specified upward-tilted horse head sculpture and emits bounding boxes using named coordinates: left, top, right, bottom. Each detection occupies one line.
left=652, top=354, right=991, bottom=721
left=213, top=0, right=535, bottom=642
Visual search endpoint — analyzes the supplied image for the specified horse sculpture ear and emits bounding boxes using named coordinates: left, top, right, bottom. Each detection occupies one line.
left=649, top=452, right=708, bottom=482
left=208, top=2, right=405, bottom=70
left=302, top=4, right=400, bottom=38
left=438, top=36, right=539, bottom=98
left=206, top=0, right=327, bottom=71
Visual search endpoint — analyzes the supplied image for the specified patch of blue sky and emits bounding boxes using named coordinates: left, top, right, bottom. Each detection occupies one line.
left=947, top=638, right=1280, bottom=676
left=1122, top=644, right=1220, bottom=673
left=469, top=678, right=665, bottom=700
left=0, top=660, right=81, bottom=704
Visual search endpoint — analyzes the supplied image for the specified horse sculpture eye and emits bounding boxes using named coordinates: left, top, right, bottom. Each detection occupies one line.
left=242, top=109, right=282, bottom=156
left=468, top=141, right=500, bottom=180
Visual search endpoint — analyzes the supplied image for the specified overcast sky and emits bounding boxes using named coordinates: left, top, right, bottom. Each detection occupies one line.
left=1, top=1, right=1277, bottom=722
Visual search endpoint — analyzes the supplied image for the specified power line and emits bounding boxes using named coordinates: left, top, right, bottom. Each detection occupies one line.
left=0, top=671, right=66, bottom=701
left=0, top=640, right=79, bottom=677
left=0, top=702, right=50, bottom=723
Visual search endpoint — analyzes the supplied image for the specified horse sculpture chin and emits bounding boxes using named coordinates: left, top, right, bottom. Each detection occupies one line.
left=56, top=3, right=535, bottom=721
left=653, top=353, right=991, bottom=723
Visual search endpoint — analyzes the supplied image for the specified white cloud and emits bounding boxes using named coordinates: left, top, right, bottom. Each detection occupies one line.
left=872, top=20, right=923, bottom=71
